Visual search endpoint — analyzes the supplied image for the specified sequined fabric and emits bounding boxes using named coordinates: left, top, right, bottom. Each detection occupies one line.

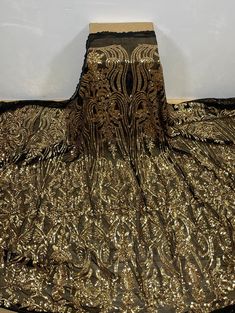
left=0, top=30, right=234, bottom=313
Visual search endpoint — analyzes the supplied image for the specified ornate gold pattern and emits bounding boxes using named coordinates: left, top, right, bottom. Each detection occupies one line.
left=77, top=43, right=168, bottom=160
left=0, top=32, right=235, bottom=313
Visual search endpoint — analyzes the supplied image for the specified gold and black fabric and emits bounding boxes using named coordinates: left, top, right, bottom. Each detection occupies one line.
left=0, top=30, right=235, bottom=313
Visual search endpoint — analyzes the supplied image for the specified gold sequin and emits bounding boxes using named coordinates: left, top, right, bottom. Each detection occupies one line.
left=0, top=31, right=234, bottom=313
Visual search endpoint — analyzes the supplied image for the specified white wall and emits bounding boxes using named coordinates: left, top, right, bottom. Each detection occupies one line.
left=0, top=0, right=234, bottom=100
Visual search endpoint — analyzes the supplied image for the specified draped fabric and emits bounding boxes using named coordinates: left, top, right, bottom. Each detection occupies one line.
left=0, top=30, right=235, bottom=313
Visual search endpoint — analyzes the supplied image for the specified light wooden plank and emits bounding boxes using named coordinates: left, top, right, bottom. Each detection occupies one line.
left=89, top=22, right=154, bottom=34
left=167, top=98, right=192, bottom=104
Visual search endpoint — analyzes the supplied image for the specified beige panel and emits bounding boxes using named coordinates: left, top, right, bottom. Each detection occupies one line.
left=0, top=309, right=17, bottom=313
left=89, top=22, right=154, bottom=33
left=167, top=98, right=192, bottom=104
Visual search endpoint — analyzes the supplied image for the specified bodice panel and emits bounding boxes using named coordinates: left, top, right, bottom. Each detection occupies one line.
left=74, top=31, right=169, bottom=157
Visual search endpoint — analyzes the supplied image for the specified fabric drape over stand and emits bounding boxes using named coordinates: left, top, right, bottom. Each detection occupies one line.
left=0, top=30, right=235, bottom=313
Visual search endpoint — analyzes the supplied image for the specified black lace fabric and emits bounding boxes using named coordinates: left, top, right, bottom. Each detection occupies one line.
left=0, top=30, right=234, bottom=313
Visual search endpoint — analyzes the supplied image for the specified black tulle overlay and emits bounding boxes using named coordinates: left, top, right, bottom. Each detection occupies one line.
left=0, top=30, right=234, bottom=313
